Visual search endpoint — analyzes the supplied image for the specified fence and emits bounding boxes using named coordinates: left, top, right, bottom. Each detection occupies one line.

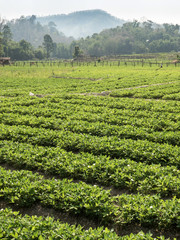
left=8, top=58, right=180, bottom=68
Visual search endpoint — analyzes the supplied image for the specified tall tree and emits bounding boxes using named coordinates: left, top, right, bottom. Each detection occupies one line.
left=0, top=33, right=3, bottom=56
left=48, top=21, right=57, bottom=33
left=0, top=17, right=5, bottom=32
left=0, top=17, right=5, bottom=56
left=43, top=34, right=54, bottom=58
left=2, top=25, right=12, bottom=42
left=2, top=25, right=12, bottom=57
left=73, top=45, right=83, bottom=58
left=29, top=15, right=36, bottom=25
left=19, top=39, right=31, bottom=51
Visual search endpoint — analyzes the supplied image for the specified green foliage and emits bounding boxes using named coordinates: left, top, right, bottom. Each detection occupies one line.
left=7, top=15, right=73, bottom=48
left=74, top=21, right=180, bottom=56
left=73, top=45, right=83, bottom=58
left=1, top=121, right=180, bottom=168
left=2, top=24, right=12, bottom=42
left=7, top=40, right=34, bottom=60
left=0, top=209, right=168, bottom=239
left=1, top=16, right=180, bottom=60
left=34, top=47, right=45, bottom=60
left=0, top=166, right=180, bottom=232
left=1, top=15, right=180, bottom=60
left=0, top=63, right=180, bottom=239
left=0, top=32, right=3, bottom=56
left=37, top=10, right=125, bottom=39
left=0, top=139, right=180, bottom=197
left=0, top=20, right=11, bottom=56
left=43, top=34, right=54, bottom=58
left=0, top=18, right=35, bottom=59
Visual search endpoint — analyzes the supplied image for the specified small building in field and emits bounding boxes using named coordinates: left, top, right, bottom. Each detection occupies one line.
left=0, top=57, right=11, bottom=65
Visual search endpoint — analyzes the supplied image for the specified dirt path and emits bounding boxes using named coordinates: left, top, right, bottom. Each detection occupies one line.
left=80, top=81, right=177, bottom=97
left=51, top=75, right=103, bottom=81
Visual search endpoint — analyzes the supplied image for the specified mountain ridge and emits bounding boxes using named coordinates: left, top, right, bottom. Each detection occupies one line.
left=37, top=9, right=125, bottom=38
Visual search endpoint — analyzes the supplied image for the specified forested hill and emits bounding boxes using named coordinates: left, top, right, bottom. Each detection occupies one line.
left=8, top=15, right=74, bottom=47
left=75, top=21, right=180, bottom=56
left=37, top=10, right=125, bottom=38
left=1, top=15, right=180, bottom=60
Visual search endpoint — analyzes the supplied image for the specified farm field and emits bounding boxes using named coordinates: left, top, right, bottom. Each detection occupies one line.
left=0, top=61, right=180, bottom=239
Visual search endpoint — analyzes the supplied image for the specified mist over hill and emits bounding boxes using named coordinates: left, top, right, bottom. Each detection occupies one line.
left=7, top=15, right=74, bottom=48
left=37, top=9, right=125, bottom=38
left=2, top=8, right=179, bottom=60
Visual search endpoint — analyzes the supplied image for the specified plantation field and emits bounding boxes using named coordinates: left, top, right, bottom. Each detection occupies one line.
left=0, top=61, right=180, bottom=239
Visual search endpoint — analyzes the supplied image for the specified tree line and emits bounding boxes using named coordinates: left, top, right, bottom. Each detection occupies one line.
left=0, top=17, right=180, bottom=60
left=77, top=21, right=180, bottom=57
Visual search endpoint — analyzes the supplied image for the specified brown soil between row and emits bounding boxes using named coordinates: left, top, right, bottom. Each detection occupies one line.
left=0, top=163, right=179, bottom=239
left=0, top=200, right=179, bottom=239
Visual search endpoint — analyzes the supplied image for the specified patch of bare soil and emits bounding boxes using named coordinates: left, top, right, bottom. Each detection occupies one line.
left=0, top=200, right=102, bottom=229
left=29, top=92, right=53, bottom=98
left=122, top=81, right=176, bottom=90
left=79, top=81, right=177, bottom=97
left=0, top=95, right=15, bottom=98
left=0, top=163, right=174, bottom=200
left=50, top=76, right=103, bottom=81
left=115, top=224, right=180, bottom=240
left=0, top=163, right=179, bottom=239
left=0, top=163, right=130, bottom=197
left=29, top=92, right=46, bottom=98
left=0, top=200, right=179, bottom=239
left=80, top=91, right=112, bottom=96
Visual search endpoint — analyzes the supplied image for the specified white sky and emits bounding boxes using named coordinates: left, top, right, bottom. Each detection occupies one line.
left=0, top=0, right=180, bottom=24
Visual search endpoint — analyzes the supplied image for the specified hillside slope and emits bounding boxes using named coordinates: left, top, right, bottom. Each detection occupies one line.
left=37, top=9, right=125, bottom=38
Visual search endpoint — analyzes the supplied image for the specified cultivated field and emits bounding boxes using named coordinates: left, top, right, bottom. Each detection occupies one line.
left=0, top=61, right=180, bottom=239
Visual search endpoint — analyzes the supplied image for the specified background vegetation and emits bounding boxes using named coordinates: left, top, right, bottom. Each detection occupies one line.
left=0, top=62, right=180, bottom=239
left=0, top=11, right=180, bottom=60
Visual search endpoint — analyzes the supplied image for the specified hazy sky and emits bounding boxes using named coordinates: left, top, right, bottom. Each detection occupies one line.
left=0, top=0, right=180, bottom=24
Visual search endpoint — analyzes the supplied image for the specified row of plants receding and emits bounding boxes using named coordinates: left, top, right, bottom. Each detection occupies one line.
left=64, top=73, right=178, bottom=96
left=0, top=209, right=169, bottom=240
left=0, top=112, right=180, bottom=146
left=1, top=95, right=180, bottom=140
left=1, top=93, right=180, bottom=113
left=46, top=94, right=180, bottom=113
left=0, top=83, right=171, bottom=99
left=0, top=95, right=180, bottom=134
left=1, top=65, right=176, bottom=97
left=1, top=102, right=179, bottom=132
left=1, top=166, right=180, bottom=231
left=110, top=83, right=180, bottom=100
left=0, top=140, right=180, bottom=197
left=0, top=124, right=180, bottom=167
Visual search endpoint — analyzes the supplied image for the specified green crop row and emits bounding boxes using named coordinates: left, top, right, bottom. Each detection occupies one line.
left=1, top=112, right=180, bottom=146
left=1, top=167, right=180, bottom=230
left=1, top=64, right=180, bottom=98
left=1, top=102, right=179, bottom=133
left=0, top=62, right=180, bottom=239
left=0, top=209, right=170, bottom=240
left=110, top=82, right=180, bottom=100
left=1, top=92, right=180, bottom=114
left=48, top=94, right=180, bottom=113
left=0, top=124, right=180, bottom=167
left=1, top=65, right=177, bottom=96
left=1, top=96, right=180, bottom=144
left=1, top=140, right=180, bottom=197
left=163, top=92, right=180, bottom=101
left=0, top=167, right=114, bottom=222
left=1, top=95, right=180, bottom=141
